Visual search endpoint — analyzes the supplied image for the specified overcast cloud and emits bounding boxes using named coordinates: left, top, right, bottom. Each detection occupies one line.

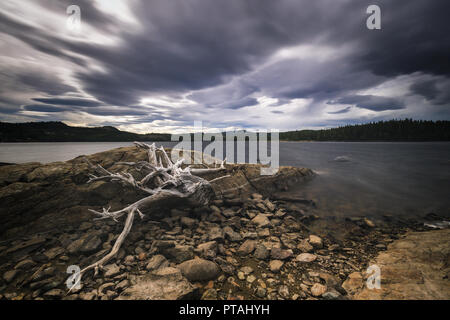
left=0, top=0, right=449, bottom=133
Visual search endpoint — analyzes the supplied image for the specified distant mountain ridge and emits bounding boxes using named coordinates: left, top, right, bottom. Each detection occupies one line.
left=0, top=119, right=449, bottom=142
left=0, top=121, right=171, bottom=142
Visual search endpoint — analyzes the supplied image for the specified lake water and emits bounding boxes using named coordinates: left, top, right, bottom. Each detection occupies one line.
left=1, top=141, right=449, bottom=220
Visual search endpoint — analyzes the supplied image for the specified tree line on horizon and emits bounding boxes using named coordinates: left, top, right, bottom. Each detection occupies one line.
left=0, top=119, right=449, bottom=142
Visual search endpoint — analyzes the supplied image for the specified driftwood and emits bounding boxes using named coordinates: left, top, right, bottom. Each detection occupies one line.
left=71, top=142, right=227, bottom=290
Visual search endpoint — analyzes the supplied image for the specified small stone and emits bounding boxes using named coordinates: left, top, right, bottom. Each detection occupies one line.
left=297, top=239, right=314, bottom=253
left=309, top=235, right=323, bottom=248
left=252, top=214, right=271, bottom=228
left=310, top=283, right=327, bottom=297
left=254, top=244, right=270, bottom=260
left=270, top=247, right=293, bottom=260
left=258, top=229, right=270, bottom=237
left=269, top=260, right=284, bottom=273
left=278, top=285, right=290, bottom=299
left=138, top=252, right=147, bottom=261
left=223, top=226, right=242, bottom=242
left=255, top=287, right=267, bottom=298
left=44, top=247, right=65, bottom=260
left=264, top=200, right=276, bottom=212
left=364, top=218, right=375, bottom=228
left=124, top=255, right=135, bottom=265
left=323, top=291, right=341, bottom=300
left=146, top=255, right=169, bottom=271
left=238, top=240, right=257, bottom=255
left=295, top=253, right=317, bottom=263
left=237, top=271, right=245, bottom=280
left=240, top=266, right=253, bottom=275
left=104, top=264, right=121, bottom=278
left=247, top=275, right=256, bottom=283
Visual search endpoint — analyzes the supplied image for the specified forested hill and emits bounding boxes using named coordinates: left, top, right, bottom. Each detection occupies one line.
left=0, top=121, right=171, bottom=142
left=279, top=120, right=450, bottom=141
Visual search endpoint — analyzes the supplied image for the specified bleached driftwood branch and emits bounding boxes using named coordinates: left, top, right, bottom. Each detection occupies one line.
left=71, top=142, right=228, bottom=290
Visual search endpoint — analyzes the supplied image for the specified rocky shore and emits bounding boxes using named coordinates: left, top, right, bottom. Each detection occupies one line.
left=0, top=147, right=448, bottom=300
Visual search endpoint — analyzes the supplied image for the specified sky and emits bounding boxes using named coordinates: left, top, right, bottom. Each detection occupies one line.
left=0, top=0, right=449, bottom=133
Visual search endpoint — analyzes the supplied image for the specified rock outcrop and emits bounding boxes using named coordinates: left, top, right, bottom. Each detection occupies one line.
left=349, top=229, right=450, bottom=300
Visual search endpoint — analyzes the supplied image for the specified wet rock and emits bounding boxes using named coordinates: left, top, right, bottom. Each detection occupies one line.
left=311, top=283, right=327, bottom=297
left=43, top=289, right=64, bottom=299
left=295, top=253, right=317, bottom=263
left=3, top=270, right=18, bottom=283
left=104, top=264, right=121, bottom=278
left=178, top=259, right=220, bottom=282
left=44, top=247, right=65, bottom=260
left=180, top=217, right=198, bottom=229
left=68, top=235, right=102, bottom=254
left=238, top=240, right=257, bottom=255
left=146, top=255, right=169, bottom=271
left=6, top=236, right=46, bottom=255
left=308, top=235, right=323, bottom=249
left=269, top=260, right=284, bottom=273
left=270, top=247, right=293, bottom=260
left=14, top=259, right=36, bottom=270
left=254, top=244, right=270, bottom=260
left=251, top=214, right=271, bottom=228
left=208, top=227, right=224, bottom=242
left=222, top=208, right=236, bottom=218
left=223, top=226, right=242, bottom=242
left=163, top=245, right=194, bottom=263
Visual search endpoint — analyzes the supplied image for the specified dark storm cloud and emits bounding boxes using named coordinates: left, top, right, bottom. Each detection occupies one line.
left=328, top=107, right=352, bottom=114
left=32, top=98, right=102, bottom=107
left=331, top=95, right=405, bottom=111
left=1, top=0, right=450, bottom=127
left=24, top=104, right=69, bottom=113
left=409, top=78, right=450, bottom=106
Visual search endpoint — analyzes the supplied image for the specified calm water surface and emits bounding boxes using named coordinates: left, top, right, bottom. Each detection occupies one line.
left=1, top=141, right=449, bottom=219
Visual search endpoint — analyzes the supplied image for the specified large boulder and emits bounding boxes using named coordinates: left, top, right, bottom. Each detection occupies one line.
left=177, top=259, right=220, bottom=282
